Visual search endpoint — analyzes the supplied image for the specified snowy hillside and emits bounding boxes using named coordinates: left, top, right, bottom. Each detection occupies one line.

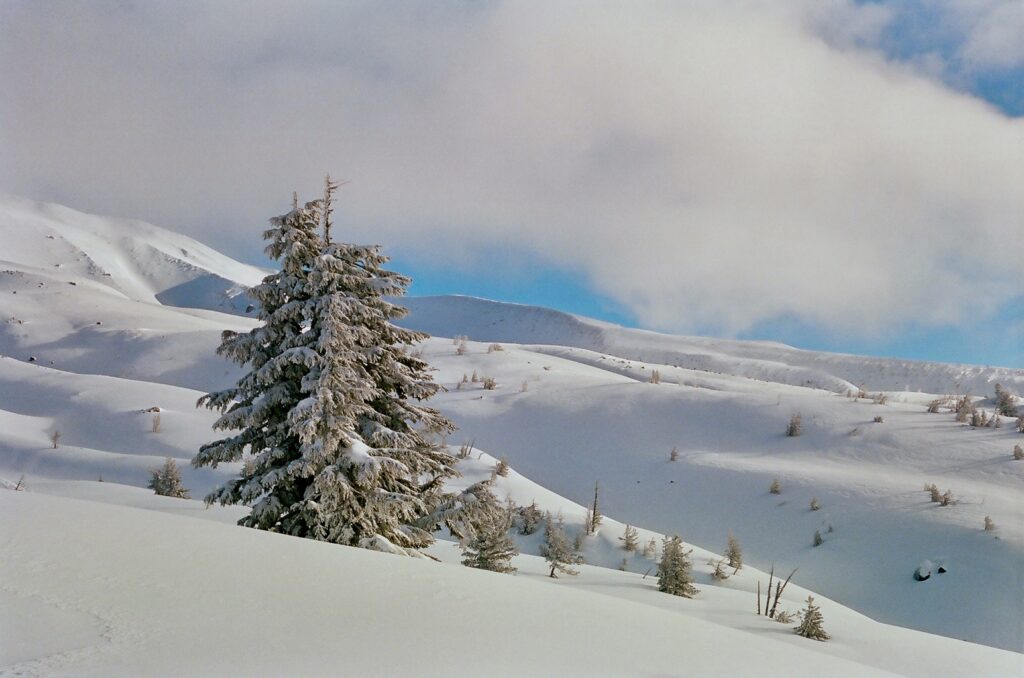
left=400, top=295, right=1024, bottom=396
left=1, top=198, right=1022, bottom=675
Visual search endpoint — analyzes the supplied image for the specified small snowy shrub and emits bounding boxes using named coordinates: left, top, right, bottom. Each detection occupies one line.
left=482, top=376, right=497, bottom=390
left=495, top=457, right=510, bottom=477
left=726, top=531, right=742, bottom=570
left=669, top=447, right=680, bottom=462
left=984, top=515, right=995, bottom=531
left=151, top=413, right=162, bottom=433
left=994, top=383, right=1018, bottom=417
left=873, top=415, right=884, bottom=423
left=769, top=478, right=782, bottom=494
left=1013, top=444, right=1024, bottom=461
left=649, top=370, right=661, bottom=384
left=775, top=610, right=795, bottom=624
left=50, top=430, right=61, bottom=449
left=486, top=343, right=504, bottom=353
left=786, top=413, right=803, bottom=437
left=809, top=497, right=821, bottom=511
left=813, top=530, right=823, bottom=547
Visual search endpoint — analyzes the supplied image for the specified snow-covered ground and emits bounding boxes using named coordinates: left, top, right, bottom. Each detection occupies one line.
left=1, top=198, right=1022, bottom=675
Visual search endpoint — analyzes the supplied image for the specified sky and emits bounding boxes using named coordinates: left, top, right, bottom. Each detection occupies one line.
left=1, top=1, right=1021, bottom=367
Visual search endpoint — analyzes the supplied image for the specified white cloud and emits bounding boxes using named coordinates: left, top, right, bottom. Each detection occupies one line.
left=0, top=0, right=1021, bottom=336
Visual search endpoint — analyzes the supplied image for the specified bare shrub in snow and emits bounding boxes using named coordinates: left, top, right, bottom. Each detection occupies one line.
left=649, top=370, right=661, bottom=384
left=775, top=610, right=795, bottom=624
left=769, top=478, right=782, bottom=494
left=711, top=559, right=730, bottom=580
left=873, top=416, right=884, bottom=423
left=643, top=537, right=658, bottom=559
left=486, top=343, right=504, bottom=353
left=482, top=376, right=497, bottom=390
left=984, top=515, right=995, bottom=531
left=670, top=446, right=680, bottom=462
left=926, top=399, right=942, bottom=413
left=1013, top=444, right=1023, bottom=461
left=872, top=393, right=888, bottom=405
left=813, top=530, right=823, bottom=547
left=495, top=457, right=509, bottom=477
left=456, top=339, right=468, bottom=356
left=786, top=413, right=803, bottom=437
left=1016, top=415, right=1024, bottom=432
left=955, top=395, right=975, bottom=422
left=149, top=457, right=190, bottom=499
left=939, top=489, right=955, bottom=506
left=794, top=596, right=830, bottom=641
left=809, top=497, right=821, bottom=511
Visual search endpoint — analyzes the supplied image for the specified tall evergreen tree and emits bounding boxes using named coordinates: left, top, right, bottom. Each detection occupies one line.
left=657, top=535, right=698, bottom=597
left=193, top=186, right=457, bottom=555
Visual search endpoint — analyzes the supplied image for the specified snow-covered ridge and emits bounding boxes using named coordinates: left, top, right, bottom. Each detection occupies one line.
left=0, top=194, right=267, bottom=315
left=400, top=295, right=1024, bottom=395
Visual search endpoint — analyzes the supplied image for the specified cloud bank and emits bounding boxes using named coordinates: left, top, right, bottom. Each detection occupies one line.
left=1, top=0, right=1021, bottom=336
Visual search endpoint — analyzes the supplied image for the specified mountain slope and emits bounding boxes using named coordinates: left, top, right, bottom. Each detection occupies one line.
left=400, top=295, right=1024, bottom=396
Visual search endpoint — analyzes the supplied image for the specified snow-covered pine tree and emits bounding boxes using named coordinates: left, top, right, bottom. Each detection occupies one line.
left=193, top=187, right=457, bottom=555
left=657, top=535, right=698, bottom=597
left=461, top=507, right=519, bottom=573
left=541, top=512, right=580, bottom=578
left=431, top=478, right=506, bottom=542
left=149, top=457, right=190, bottom=498
left=794, top=595, right=830, bottom=641
left=643, top=537, right=658, bottom=559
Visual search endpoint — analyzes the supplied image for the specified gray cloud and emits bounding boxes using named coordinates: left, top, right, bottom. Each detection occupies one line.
left=1, top=0, right=1021, bottom=336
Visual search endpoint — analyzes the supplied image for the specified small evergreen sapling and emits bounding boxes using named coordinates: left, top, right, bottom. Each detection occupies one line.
left=518, top=501, right=542, bottom=535
left=657, top=535, right=698, bottom=598
left=620, top=524, right=639, bottom=551
left=813, top=530, right=823, bottom=547
left=588, top=481, right=603, bottom=534
left=149, top=457, right=190, bottom=499
left=786, top=413, right=803, bottom=437
left=461, top=510, right=519, bottom=573
left=1013, top=444, right=1023, bottom=461
left=669, top=447, right=680, bottom=462
left=809, top=497, right=821, bottom=511
left=541, top=512, right=580, bottom=578
left=794, top=596, right=830, bottom=641
left=769, top=478, right=782, bottom=495
left=643, top=537, right=658, bottom=559
left=726, top=531, right=743, bottom=570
